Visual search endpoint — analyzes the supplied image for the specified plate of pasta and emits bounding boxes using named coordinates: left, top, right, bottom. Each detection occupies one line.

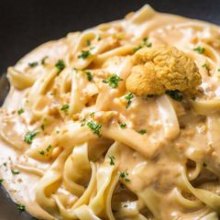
left=1, top=4, right=220, bottom=220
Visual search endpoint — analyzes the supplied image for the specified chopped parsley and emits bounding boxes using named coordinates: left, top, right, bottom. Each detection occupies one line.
left=97, top=36, right=101, bottom=41
left=218, top=68, right=220, bottom=72
left=39, top=145, right=52, bottom=156
left=41, top=56, right=48, bottom=65
left=16, top=203, right=25, bottom=212
left=119, top=123, right=127, bottom=129
left=0, top=179, right=3, bottom=184
left=41, top=124, right=45, bottom=131
left=80, top=118, right=86, bottom=127
left=124, top=92, right=134, bottom=108
left=28, top=62, right=38, bottom=68
left=138, top=129, right=147, bottom=135
left=119, top=171, right=130, bottom=182
left=87, top=121, right=102, bottom=137
left=134, top=37, right=152, bottom=52
left=24, top=131, right=38, bottom=144
left=11, top=169, right=20, bottom=175
left=103, top=74, right=122, bottom=88
left=39, top=150, right=45, bottom=156
left=17, top=108, right=24, bottom=115
left=193, top=46, right=205, bottom=54
left=60, top=104, right=69, bottom=113
left=3, top=162, right=7, bottom=167
left=90, top=112, right=95, bottom=117
left=108, top=155, right=115, bottom=166
left=202, top=63, right=209, bottom=70
left=85, top=71, right=93, bottom=81
left=166, top=90, right=183, bottom=102
left=55, top=59, right=65, bottom=73
left=86, top=39, right=91, bottom=46
left=78, top=50, right=91, bottom=59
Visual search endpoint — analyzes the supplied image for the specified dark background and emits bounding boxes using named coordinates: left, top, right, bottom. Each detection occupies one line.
left=1, top=0, right=220, bottom=74
left=0, top=0, right=220, bottom=219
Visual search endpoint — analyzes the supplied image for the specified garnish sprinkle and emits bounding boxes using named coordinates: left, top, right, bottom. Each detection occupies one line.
left=17, top=108, right=24, bottom=115
left=87, top=121, right=102, bottom=137
left=24, top=131, right=38, bottom=144
left=138, top=129, right=147, bottom=135
left=134, top=37, right=152, bottom=52
left=28, top=62, right=38, bottom=68
left=60, top=104, right=69, bottom=113
left=41, top=56, right=48, bottom=65
left=108, top=155, right=115, bottom=166
left=85, top=71, right=93, bottom=81
left=39, top=145, right=52, bottom=156
left=55, top=59, right=65, bottom=73
left=119, top=171, right=130, bottom=182
left=0, top=179, right=3, bottom=184
left=41, top=124, right=45, bottom=131
left=193, top=46, right=205, bottom=54
left=86, top=39, right=91, bottom=46
left=166, top=90, right=183, bottom=102
left=124, top=92, right=134, bottom=108
left=11, top=169, right=20, bottom=175
left=39, top=150, right=45, bottom=156
left=78, top=50, right=91, bottom=59
left=16, top=204, right=26, bottom=212
left=103, top=74, right=122, bottom=88
left=119, top=123, right=127, bottom=129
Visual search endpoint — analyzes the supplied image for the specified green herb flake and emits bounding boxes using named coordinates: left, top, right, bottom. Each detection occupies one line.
left=103, top=74, right=122, bottom=88
left=0, top=179, right=4, bottom=184
left=86, top=39, right=91, bottom=46
left=119, top=123, right=127, bottom=129
left=138, top=129, right=147, bottom=135
left=90, top=112, right=95, bottom=117
left=11, top=169, right=20, bottom=175
left=124, top=92, right=134, bottom=108
left=41, top=56, right=48, bottom=65
left=143, top=37, right=152, bottom=47
left=24, top=131, right=38, bottom=144
left=16, top=203, right=25, bottom=212
left=39, top=145, right=52, bottom=156
left=17, top=108, right=24, bottom=115
left=134, top=37, right=152, bottom=52
left=165, top=90, right=183, bottom=102
left=60, top=104, right=69, bottom=113
left=41, top=124, right=45, bottom=131
left=119, top=171, right=130, bottom=182
left=80, top=118, right=86, bottom=127
left=87, top=121, right=102, bottom=137
left=78, top=50, right=91, bottom=59
left=46, top=145, right=52, bottom=152
left=3, top=162, right=7, bottom=167
left=202, top=63, right=209, bottom=70
left=218, top=68, right=220, bottom=72
left=39, top=150, right=45, bottom=156
left=85, top=71, right=93, bottom=81
left=55, top=59, right=65, bottom=73
left=108, top=155, right=115, bottom=166
left=28, top=62, right=38, bottom=68
left=193, top=46, right=205, bottom=54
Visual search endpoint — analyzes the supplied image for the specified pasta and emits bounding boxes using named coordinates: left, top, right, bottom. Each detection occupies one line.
left=1, top=4, right=220, bottom=220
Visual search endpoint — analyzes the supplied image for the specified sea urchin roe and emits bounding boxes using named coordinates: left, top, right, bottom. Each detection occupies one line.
left=126, top=46, right=202, bottom=97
